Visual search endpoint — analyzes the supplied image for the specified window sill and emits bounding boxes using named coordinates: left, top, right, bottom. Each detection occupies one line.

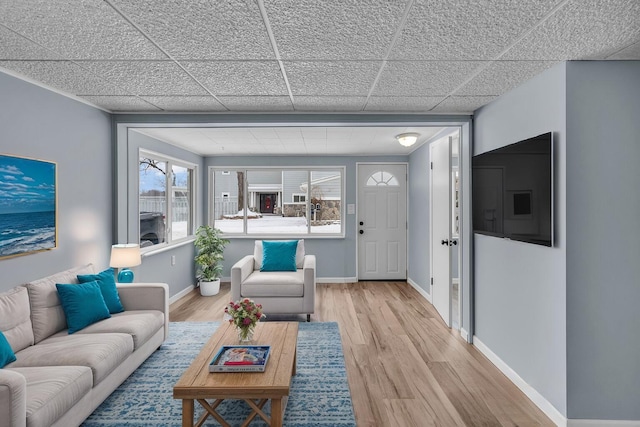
left=141, top=237, right=195, bottom=258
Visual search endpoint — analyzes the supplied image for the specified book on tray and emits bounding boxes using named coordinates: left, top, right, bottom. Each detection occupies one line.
left=209, top=345, right=271, bottom=372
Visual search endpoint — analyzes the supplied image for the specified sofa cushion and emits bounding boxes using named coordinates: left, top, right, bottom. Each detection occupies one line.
left=0, top=286, right=34, bottom=352
left=254, top=239, right=304, bottom=270
left=56, top=281, right=111, bottom=334
left=241, top=270, right=305, bottom=297
left=77, top=268, right=125, bottom=314
left=261, top=240, right=298, bottom=272
left=0, top=331, right=16, bottom=368
left=8, top=366, right=92, bottom=427
left=76, top=310, right=164, bottom=349
left=9, top=333, right=133, bottom=385
left=25, top=264, right=95, bottom=344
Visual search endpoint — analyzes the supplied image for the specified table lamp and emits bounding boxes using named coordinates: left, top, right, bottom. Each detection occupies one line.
left=109, top=244, right=142, bottom=283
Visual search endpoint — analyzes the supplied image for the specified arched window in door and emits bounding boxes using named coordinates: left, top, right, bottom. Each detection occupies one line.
left=366, top=170, right=399, bottom=186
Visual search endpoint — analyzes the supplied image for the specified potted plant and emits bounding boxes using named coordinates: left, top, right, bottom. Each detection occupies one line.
left=194, top=225, right=229, bottom=296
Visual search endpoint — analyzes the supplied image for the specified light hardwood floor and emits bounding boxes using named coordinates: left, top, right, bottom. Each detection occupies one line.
left=170, top=282, right=554, bottom=427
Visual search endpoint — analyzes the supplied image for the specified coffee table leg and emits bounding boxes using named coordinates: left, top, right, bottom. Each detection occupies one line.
left=182, top=399, right=194, bottom=427
left=271, top=397, right=283, bottom=427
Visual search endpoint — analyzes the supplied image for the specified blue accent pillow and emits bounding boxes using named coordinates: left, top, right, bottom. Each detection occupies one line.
left=77, top=268, right=124, bottom=314
left=56, top=281, right=111, bottom=334
left=0, top=331, right=16, bottom=368
left=261, top=240, right=298, bottom=272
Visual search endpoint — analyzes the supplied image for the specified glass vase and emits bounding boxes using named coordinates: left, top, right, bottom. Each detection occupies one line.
left=237, top=324, right=255, bottom=344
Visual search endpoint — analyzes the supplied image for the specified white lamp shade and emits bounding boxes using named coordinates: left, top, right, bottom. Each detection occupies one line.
left=109, top=244, right=142, bottom=268
left=396, top=132, right=420, bottom=147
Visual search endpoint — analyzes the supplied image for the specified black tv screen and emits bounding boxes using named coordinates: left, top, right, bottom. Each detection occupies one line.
left=472, top=132, right=553, bottom=247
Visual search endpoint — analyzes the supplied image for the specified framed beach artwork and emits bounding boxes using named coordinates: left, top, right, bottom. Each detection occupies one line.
left=0, top=154, right=57, bottom=259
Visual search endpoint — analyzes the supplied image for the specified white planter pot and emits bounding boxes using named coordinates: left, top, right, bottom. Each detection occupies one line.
left=199, top=279, right=220, bottom=296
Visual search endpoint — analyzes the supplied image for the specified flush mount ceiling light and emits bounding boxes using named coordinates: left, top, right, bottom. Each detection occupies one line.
left=395, top=132, right=420, bottom=147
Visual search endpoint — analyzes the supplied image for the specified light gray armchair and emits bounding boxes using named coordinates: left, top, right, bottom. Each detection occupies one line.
left=230, top=240, right=316, bottom=322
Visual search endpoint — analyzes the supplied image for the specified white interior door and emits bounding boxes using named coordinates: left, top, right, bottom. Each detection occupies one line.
left=430, top=137, right=452, bottom=327
left=357, top=164, right=407, bottom=280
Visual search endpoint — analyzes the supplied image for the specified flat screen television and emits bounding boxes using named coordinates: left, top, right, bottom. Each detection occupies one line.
left=472, top=132, right=553, bottom=247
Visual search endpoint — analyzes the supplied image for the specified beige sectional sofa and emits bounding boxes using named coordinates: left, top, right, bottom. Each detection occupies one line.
left=0, top=264, right=169, bottom=427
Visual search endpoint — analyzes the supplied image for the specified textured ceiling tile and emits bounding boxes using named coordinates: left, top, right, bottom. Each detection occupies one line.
left=79, top=96, right=161, bottom=111
left=284, top=61, right=382, bottom=95
left=432, top=96, right=498, bottom=113
left=109, top=0, right=274, bottom=60
left=140, top=96, right=227, bottom=112
left=0, top=26, right=60, bottom=60
left=608, top=41, right=640, bottom=59
left=364, top=96, right=442, bottom=112
left=77, top=61, right=207, bottom=95
left=182, top=61, right=287, bottom=95
left=374, top=61, right=483, bottom=96
left=217, top=96, right=293, bottom=111
left=0, top=0, right=165, bottom=59
left=502, top=0, right=640, bottom=60
left=292, top=96, right=366, bottom=111
left=456, top=61, right=556, bottom=96
left=0, top=60, right=128, bottom=95
left=391, top=0, right=559, bottom=60
left=265, top=0, right=407, bottom=59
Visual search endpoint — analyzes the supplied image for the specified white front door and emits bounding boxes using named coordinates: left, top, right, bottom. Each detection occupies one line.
left=357, top=163, right=407, bottom=280
left=430, top=137, right=452, bottom=327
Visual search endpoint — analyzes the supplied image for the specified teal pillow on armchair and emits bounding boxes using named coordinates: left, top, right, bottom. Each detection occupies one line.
left=261, top=240, right=298, bottom=272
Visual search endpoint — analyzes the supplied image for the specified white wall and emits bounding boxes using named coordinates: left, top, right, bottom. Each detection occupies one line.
left=0, top=71, right=112, bottom=291
left=473, top=62, right=568, bottom=416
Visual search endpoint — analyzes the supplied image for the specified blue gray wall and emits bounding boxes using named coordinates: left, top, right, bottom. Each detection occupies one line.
left=205, top=156, right=407, bottom=280
left=0, top=72, right=112, bottom=292
left=407, top=137, right=431, bottom=294
left=473, top=62, right=568, bottom=415
left=565, top=61, right=640, bottom=420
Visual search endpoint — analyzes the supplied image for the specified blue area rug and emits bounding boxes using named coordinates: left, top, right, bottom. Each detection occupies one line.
left=82, top=322, right=356, bottom=426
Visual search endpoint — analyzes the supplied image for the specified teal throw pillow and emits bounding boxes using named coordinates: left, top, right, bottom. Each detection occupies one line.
left=56, top=281, right=111, bottom=334
left=77, top=268, right=124, bottom=314
left=0, top=331, right=16, bottom=368
left=261, top=240, right=298, bottom=272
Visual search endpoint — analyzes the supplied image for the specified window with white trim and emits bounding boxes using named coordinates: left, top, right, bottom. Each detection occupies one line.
left=210, top=167, right=344, bottom=236
left=139, top=151, right=195, bottom=249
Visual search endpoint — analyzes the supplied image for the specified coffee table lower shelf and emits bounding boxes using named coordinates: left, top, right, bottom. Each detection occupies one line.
left=174, top=322, right=298, bottom=427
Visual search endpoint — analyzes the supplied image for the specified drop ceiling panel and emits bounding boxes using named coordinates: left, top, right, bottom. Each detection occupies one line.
left=608, top=41, right=640, bottom=59
left=0, top=0, right=165, bottom=60
left=109, top=0, right=274, bottom=60
left=390, top=0, right=559, bottom=60
left=0, top=26, right=61, bottom=60
left=182, top=61, right=287, bottom=95
left=432, top=96, right=498, bottom=113
left=140, top=96, right=226, bottom=112
left=77, top=61, right=207, bottom=95
left=79, top=96, right=161, bottom=111
left=265, top=0, right=407, bottom=59
left=292, top=96, right=367, bottom=111
left=502, top=0, right=640, bottom=60
left=456, top=61, right=556, bottom=96
left=364, top=96, right=443, bottom=112
left=217, top=96, right=293, bottom=111
left=373, top=61, right=483, bottom=96
left=284, top=61, right=382, bottom=95
left=0, top=61, right=128, bottom=95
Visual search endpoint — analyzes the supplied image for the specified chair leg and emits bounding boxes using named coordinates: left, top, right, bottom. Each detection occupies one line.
left=306, top=314, right=311, bottom=322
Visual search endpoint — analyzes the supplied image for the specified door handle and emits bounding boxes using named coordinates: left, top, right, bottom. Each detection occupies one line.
left=441, top=239, right=449, bottom=245
left=359, top=230, right=364, bottom=234
left=450, top=239, right=458, bottom=246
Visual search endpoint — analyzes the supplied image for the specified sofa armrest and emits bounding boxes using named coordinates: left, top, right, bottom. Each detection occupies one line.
left=117, top=282, right=169, bottom=340
left=231, top=255, right=255, bottom=301
left=302, top=255, right=316, bottom=313
left=0, top=369, right=26, bottom=427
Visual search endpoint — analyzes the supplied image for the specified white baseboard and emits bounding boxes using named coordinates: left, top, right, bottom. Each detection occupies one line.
left=460, top=328, right=469, bottom=342
left=407, top=277, right=432, bottom=303
left=318, top=277, right=357, bottom=283
left=472, top=336, right=567, bottom=427
left=568, top=420, right=640, bottom=427
left=169, top=284, right=195, bottom=304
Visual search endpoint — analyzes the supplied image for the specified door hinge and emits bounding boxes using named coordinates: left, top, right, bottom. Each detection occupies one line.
left=430, top=162, right=433, bottom=170
left=431, top=277, right=433, bottom=285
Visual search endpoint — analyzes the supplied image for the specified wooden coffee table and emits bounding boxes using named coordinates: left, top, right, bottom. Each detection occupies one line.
left=173, top=322, right=298, bottom=427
